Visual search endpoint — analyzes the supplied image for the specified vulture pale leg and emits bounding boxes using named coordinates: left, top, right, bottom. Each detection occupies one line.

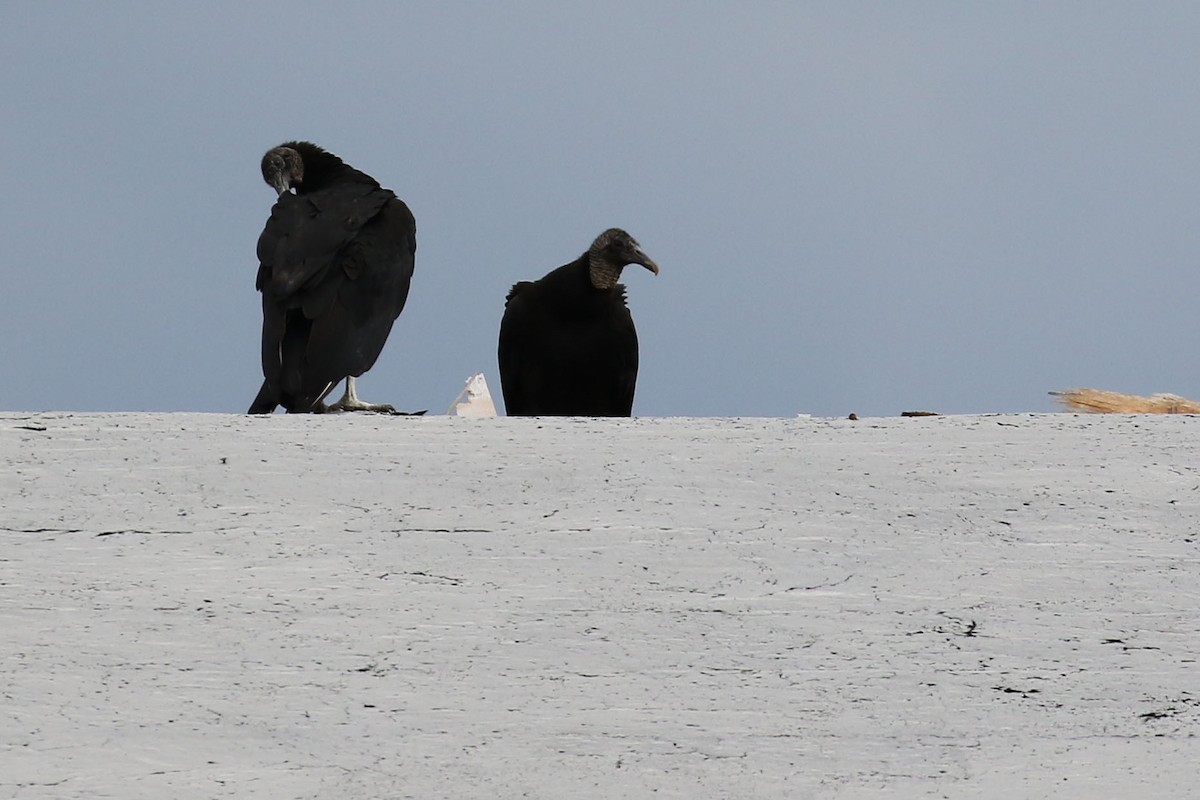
left=324, top=376, right=396, bottom=414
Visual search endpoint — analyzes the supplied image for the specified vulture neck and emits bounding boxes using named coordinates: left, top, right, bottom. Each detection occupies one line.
left=587, top=254, right=623, bottom=290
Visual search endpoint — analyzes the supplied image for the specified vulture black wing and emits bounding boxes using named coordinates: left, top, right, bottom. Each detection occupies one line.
left=497, top=280, right=543, bottom=415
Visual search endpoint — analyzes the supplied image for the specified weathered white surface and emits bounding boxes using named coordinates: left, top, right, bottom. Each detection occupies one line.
left=2, top=412, right=1199, bottom=799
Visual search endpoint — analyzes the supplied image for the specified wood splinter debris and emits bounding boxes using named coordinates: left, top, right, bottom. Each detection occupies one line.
left=1050, top=388, right=1200, bottom=414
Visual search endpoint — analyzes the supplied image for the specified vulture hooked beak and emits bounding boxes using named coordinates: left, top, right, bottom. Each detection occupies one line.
left=632, top=246, right=660, bottom=276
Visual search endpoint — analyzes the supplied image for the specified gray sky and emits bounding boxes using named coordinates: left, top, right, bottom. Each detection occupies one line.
left=3, top=3, right=1198, bottom=417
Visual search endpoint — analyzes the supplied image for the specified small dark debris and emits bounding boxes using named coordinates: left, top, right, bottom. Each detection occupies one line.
left=1140, top=709, right=1175, bottom=721
left=901, top=410, right=940, bottom=417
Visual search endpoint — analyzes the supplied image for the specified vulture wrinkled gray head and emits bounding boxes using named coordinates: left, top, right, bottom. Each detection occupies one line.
left=260, top=145, right=306, bottom=196
left=587, top=228, right=660, bottom=290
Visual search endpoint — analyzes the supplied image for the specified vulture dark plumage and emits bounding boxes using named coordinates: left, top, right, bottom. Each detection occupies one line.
left=248, top=141, right=416, bottom=414
left=498, top=228, right=659, bottom=416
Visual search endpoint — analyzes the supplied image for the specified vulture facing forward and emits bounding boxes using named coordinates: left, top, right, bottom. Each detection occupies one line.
left=498, top=229, right=659, bottom=416
left=249, top=142, right=416, bottom=414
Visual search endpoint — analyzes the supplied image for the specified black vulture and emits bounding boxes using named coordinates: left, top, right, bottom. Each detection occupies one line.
left=498, top=228, right=659, bottom=416
left=248, top=142, right=416, bottom=414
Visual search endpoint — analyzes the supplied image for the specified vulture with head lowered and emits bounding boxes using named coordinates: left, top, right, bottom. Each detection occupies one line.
left=498, top=228, right=659, bottom=416
left=248, top=141, right=416, bottom=414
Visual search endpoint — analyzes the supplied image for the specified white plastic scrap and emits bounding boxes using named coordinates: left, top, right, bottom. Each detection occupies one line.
left=447, top=373, right=497, bottom=417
